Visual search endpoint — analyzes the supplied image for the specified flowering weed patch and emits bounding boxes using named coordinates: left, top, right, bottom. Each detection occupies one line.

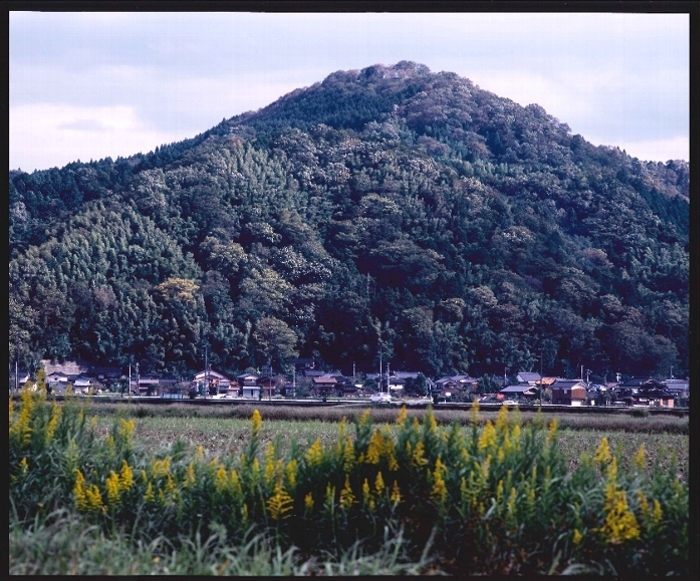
left=9, top=393, right=689, bottom=575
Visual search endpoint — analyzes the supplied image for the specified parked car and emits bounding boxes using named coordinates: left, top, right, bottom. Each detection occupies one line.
left=501, top=399, right=519, bottom=406
left=370, top=392, right=392, bottom=403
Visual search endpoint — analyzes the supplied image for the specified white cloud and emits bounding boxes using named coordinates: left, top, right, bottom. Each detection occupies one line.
left=586, top=135, right=689, bottom=163
left=9, top=104, right=185, bottom=171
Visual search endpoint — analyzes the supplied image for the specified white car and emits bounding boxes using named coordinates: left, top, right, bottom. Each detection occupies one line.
left=370, top=392, right=392, bottom=403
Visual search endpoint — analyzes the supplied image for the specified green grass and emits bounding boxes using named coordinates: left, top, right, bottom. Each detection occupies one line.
left=10, top=509, right=432, bottom=575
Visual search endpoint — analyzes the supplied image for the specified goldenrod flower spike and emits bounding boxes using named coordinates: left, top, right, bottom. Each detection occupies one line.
left=251, top=409, right=262, bottom=438
left=594, top=437, right=612, bottom=465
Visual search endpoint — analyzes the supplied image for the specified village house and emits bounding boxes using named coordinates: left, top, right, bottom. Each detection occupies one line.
left=550, top=379, right=587, bottom=406
left=312, top=375, right=338, bottom=398
left=663, top=378, right=689, bottom=399
left=432, top=374, right=478, bottom=399
left=238, top=373, right=261, bottom=398
left=499, top=383, right=538, bottom=403
left=516, top=371, right=542, bottom=386
left=192, top=370, right=235, bottom=396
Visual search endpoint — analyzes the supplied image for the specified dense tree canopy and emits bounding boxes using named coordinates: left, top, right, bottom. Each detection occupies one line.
left=9, top=62, right=688, bottom=380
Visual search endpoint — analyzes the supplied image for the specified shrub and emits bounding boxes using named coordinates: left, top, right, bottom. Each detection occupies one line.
left=9, top=393, right=689, bottom=575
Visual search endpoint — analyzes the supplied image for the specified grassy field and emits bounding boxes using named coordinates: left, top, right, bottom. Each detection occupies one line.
left=86, top=403, right=689, bottom=480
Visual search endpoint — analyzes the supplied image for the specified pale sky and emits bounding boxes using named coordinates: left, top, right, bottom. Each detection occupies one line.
left=10, top=11, right=690, bottom=173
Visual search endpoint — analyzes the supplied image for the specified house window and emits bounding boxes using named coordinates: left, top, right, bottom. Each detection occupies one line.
left=564, top=389, right=569, bottom=394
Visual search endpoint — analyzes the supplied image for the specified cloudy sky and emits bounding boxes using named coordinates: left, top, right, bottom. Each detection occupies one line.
left=10, top=11, right=689, bottom=173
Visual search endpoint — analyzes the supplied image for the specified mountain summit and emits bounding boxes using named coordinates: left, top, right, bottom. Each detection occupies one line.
left=9, top=62, right=689, bottom=380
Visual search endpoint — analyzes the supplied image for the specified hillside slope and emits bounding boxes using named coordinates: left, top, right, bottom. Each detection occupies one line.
left=9, top=62, right=689, bottom=380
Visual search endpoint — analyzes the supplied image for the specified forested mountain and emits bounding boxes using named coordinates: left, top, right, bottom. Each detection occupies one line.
left=9, top=61, right=689, bottom=381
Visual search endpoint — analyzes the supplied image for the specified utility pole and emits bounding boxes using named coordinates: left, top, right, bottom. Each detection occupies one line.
left=539, top=349, right=543, bottom=407
left=205, top=346, right=209, bottom=399
left=379, top=348, right=383, bottom=393
left=387, top=361, right=390, bottom=395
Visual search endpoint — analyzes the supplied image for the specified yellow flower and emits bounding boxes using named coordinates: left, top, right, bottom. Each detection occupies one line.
left=196, top=445, right=204, bottom=460
left=547, top=418, right=558, bottom=442
left=506, top=486, right=517, bottom=522
left=411, top=440, right=428, bottom=468
left=495, top=404, right=509, bottom=432
left=324, top=483, right=336, bottom=512
left=106, top=470, right=121, bottom=509
left=119, top=418, right=135, bottom=441
left=651, top=499, right=663, bottom=527
left=478, top=421, right=496, bottom=451
left=10, top=389, right=33, bottom=447
left=497, top=447, right=505, bottom=464
left=480, top=455, right=491, bottom=483
left=366, top=429, right=384, bottom=464
left=362, top=478, right=375, bottom=511
left=184, top=462, right=196, bottom=488
left=594, top=438, right=612, bottom=465
left=385, top=436, right=399, bottom=471
left=45, top=402, right=61, bottom=444
left=119, top=460, right=133, bottom=492
left=342, top=437, right=355, bottom=472
left=390, top=480, right=401, bottom=504
left=285, top=459, right=298, bottom=489
left=599, top=482, right=640, bottom=544
left=511, top=424, right=521, bottom=450
left=144, top=481, right=155, bottom=503
left=305, top=438, right=323, bottom=466
left=637, top=491, right=650, bottom=517
left=359, top=409, right=371, bottom=427
left=573, top=529, right=583, bottom=545
left=73, top=469, right=88, bottom=512
left=229, top=469, right=242, bottom=497
left=430, top=457, right=447, bottom=504
left=304, top=492, right=314, bottom=511
left=264, top=443, right=277, bottom=485
left=152, top=457, right=171, bottom=479
left=85, top=484, right=104, bottom=513
left=375, top=471, right=386, bottom=495
left=266, top=480, right=294, bottom=520
left=215, top=465, right=228, bottom=493
left=470, top=398, right=480, bottom=424
left=251, top=409, right=262, bottom=437
left=340, top=475, right=356, bottom=510
left=396, top=406, right=407, bottom=427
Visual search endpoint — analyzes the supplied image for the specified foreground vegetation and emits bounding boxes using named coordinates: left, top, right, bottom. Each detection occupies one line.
left=10, top=391, right=689, bottom=575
